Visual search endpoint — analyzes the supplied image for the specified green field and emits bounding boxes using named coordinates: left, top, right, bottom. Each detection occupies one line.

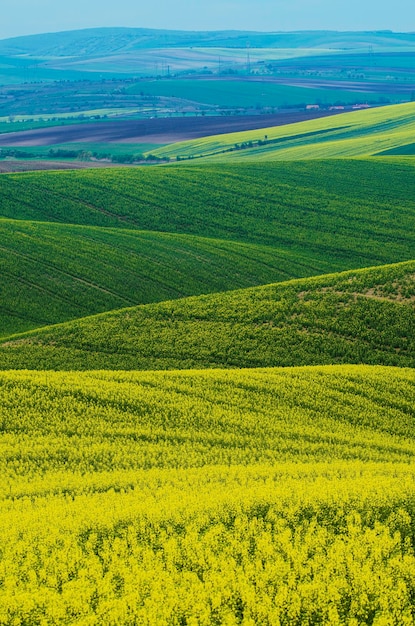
left=0, top=112, right=148, bottom=135
left=0, top=118, right=93, bottom=135
left=1, top=260, right=414, bottom=370
left=0, top=143, right=165, bottom=165
left=150, top=101, right=415, bottom=160
left=2, top=159, right=414, bottom=246
left=127, top=79, right=399, bottom=109
left=379, top=142, right=415, bottom=156
left=0, top=218, right=324, bottom=337
left=1, top=158, right=414, bottom=337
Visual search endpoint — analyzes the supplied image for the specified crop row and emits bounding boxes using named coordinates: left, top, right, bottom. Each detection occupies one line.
left=1, top=160, right=414, bottom=263
left=0, top=218, right=316, bottom=337
left=1, top=365, right=415, bottom=477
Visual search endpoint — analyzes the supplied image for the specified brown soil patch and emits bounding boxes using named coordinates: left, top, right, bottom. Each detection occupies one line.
left=1, top=338, right=39, bottom=348
left=315, top=279, right=415, bottom=304
left=0, top=111, right=344, bottom=148
left=0, top=160, right=129, bottom=173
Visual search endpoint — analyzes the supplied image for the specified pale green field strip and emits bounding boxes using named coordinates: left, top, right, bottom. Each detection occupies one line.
left=0, top=110, right=140, bottom=133
left=0, top=142, right=163, bottom=157
left=1, top=218, right=323, bottom=337
left=149, top=102, right=415, bottom=160
left=2, top=260, right=414, bottom=370
left=44, top=142, right=164, bottom=156
left=1, top=365, right=415, bottom=622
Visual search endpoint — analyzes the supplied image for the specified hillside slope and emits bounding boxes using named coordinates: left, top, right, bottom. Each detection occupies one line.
left=2, top=28, right=414, bottom=58
left=0, top=219, right=318, bottom=337
left=2, top=159, right=414, bottom=254
left=150, top=102, right=415, bottom=160
left=1, top=260, right=414, bottom=370
left=2, top=158, right=414, bottom=336
left=2, top=365, right=415, bottom=474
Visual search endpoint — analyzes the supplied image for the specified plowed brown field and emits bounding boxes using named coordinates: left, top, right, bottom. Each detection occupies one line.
left=0, top=110, right=343, bottom=147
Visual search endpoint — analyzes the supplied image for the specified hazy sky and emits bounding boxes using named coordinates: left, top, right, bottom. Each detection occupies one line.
left=1, top=0, right=414, bottom=40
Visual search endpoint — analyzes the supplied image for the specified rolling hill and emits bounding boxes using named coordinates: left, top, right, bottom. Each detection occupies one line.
left=2, top=28, right=415, bottom=58
left=0, top=45, right=415, bottom=624
left=1, top=55, right=415, bottom=624
left=4, top=159, right=414, bottom=244
left=1, top=27, right=415, bottom=84
left=2, top=364, right=415, bottom=474
left=0, top=219, right=324, bottom=338
left=150, top=101, right=415, bottom=160
left=1, top=158, right=414, bottom=336
left=1, top=260, right=414, bottom=370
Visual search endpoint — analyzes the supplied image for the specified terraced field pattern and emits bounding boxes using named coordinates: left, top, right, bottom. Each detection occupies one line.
left=1, top=102, right=415, bottom=624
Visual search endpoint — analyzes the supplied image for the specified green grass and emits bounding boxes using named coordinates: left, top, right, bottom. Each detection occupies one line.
left=0, top=218, right=327, bottom=337
left=1, top=259, right=414, bottom=370
left=1, top=158, right=414, bottom=336
left=2, top=365, right=415, bottom=622
left=2, top=159, right=414, bottom=254
left=149, top=101, right=415, bottom=160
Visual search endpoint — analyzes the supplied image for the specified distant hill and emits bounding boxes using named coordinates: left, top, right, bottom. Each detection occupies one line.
left=1, top=28, right=415, bottom=84
left=1, top=260, right=414, bottom=370
left=1, top=28, right=415, bottom=57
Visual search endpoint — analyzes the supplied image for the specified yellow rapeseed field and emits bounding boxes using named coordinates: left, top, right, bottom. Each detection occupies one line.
left=1, top=365, right=415, bottom=624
